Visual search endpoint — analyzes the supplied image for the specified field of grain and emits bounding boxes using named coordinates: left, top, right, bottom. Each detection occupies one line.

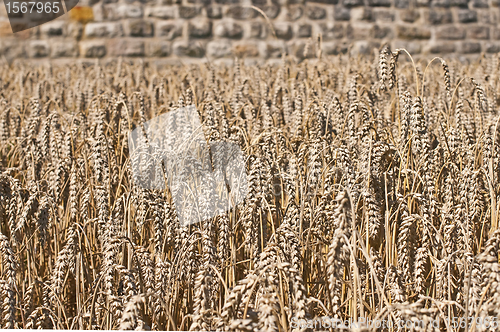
left=0, top=49, right=499, bottom=331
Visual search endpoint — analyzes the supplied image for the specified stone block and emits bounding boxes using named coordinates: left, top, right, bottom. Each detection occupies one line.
left=188, top=20, right=212, bottom=38
left=458, top=10, right=477, bottom=23
left=206, top=6, right=223, bottom=19
left=233, top=42, right=260, bottom=57
left=436, top=26, right=466, bottom=39
left=371, top=25, right=393, bottom=38
left=40, top=21, right=65, bottom=37
left=116, top=4, right=143, bottom=18
left=80, top=41, right=107, bottom=58
left=0, top=40, right=26, bottom=58
left=84, top=22, right=123, bottom=38
left=461, top=42, right=481, bottom=53
left=28, top=40, right=49, bottom=57
left=100, top=4, right=120, bottom=20
left=156, top=21, right=182, bottom=39
left=306, top=5, right=327, bottom=19
left=467, top=26, right=489, bottom=39
left=146, top=6, right=177, bottom=19
left=286, top=6, right=304, bottom=20
left=400, top=9, right=420, bottom=22
left=352, top=7, right=374, bottom=21
left=450, top=0, right=468, bottom=6
left=426, top=9, right=452, bottom=24
left=473, top=0, right=489, bottom=8
left=207, top=40, right=232, bottom=58
left=432, top=0, right=450, bottom=7
left=297, top=23, right=312, bottom=37
left=68, top=22, right=83, bottom=39
left=214, top=21, right=243, bottom=39
left=334, top=6, right=351, bottom=20
left=179, top=6, right=199, bottom=19
left=395, top=0, right=410, bottom=8
left=262, top=4, right=281, bottom=18
left=110, top=40, right=145, bottom=56
left=322, top=41, right=349, bottom=54
left=352, top=40, right=381, bottom=55
left=250, top=22, right=266, bottom=38
left=173, top=41, right=204, bottom=57
left=394, top=40, right=422, bottom=53
left=429, top=42, right=455, bottom=53
left=51, top=40, right=79, bottom=57
left=92, top=2, right=105, bottom=21
left=187, top=0, right=210, bottom=4
left=259, top=40, right=287, bottom=58
left=126, top=19, right=154, bottom=37
left=485, top=42, right=500, bottom=53
left=306, top=0, right=339, bottom=4
left=397, top=25, right=431, bottom=39
left=347, top=24, right=371, bottom=39
left=320, top=22, right=345, bottom=39
left=374, top=9, right=395, bottom=21
left=478, top=11, right=497, bottom=24
left=227, top=6, right=256, bottom=20
left=343, top=0, right=363, bottom=7
left=494, top=28, right=500, bottom=39
left=368, top=0, right=392, bottom=6
left=274, top=22, right=293, bottom=39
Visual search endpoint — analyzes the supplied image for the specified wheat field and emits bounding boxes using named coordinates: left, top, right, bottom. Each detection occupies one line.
left=0, top=49, right=499, bottom=331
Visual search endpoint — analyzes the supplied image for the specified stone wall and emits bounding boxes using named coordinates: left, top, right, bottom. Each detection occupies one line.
left=1, top=0, right=499, bottom=61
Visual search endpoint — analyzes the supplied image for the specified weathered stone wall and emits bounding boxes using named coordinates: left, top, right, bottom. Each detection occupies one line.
left=1, top=0, right=499, bottom=61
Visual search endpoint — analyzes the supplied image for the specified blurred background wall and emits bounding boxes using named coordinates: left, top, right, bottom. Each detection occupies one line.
left=0, top=0, right=499, bottom=62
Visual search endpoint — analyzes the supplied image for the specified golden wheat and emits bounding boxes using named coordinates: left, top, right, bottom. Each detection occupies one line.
left=0, top=51, right=499, bottom=330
